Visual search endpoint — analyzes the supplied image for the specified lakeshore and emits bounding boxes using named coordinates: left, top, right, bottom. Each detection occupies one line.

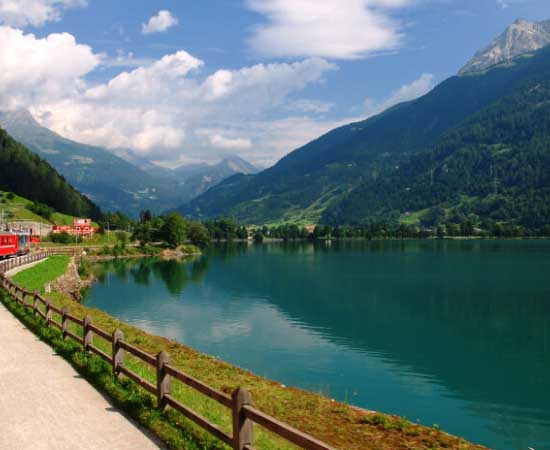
left=83, top=239, right=550, bottom=450
left=0, top=249, right=489, bottom=450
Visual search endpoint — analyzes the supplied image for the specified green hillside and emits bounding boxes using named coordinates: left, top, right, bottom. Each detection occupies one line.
left=0, top=128, right=101, bottom=220
left=323, top=71, right=550, bottom=229
left=0, top=190, right=86, bottom=226
left=180, top=46, right=550, bottom=228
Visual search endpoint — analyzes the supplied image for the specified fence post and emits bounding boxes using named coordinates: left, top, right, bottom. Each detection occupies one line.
left=33, top=290, right=40, bottom=316
left=45, top=300, right=52, bottom=326
left=62, top=306, right=70, bottom=339
left=232, top=387, right=253, bottom=450
left=112, top=329, right=125, bottom=378
left=83, top=315, right=93, bottom=351
left=156, top=351, right=171, bottom=411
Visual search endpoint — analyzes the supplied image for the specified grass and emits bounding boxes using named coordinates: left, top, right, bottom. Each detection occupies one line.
left=0, top=191, right=49, bottom=223
left=12, top=255, right=70, bottom=292
left=2, top=256, right=488, bottom=450
left=399, top=209, right=430, bottom=226
left=0, top=190, right=97, bottom=227
left=41, top=231, right=127, bottom=247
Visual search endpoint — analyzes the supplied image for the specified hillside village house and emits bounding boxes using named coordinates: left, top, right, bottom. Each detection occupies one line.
left=52, top=218, right=98, bottom=238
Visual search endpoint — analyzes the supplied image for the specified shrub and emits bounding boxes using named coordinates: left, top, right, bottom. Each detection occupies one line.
left=49, top=231, right=72, bottom=244
left=27, top=201, right=54, bottom=220
left=78, top=258, right=91, bottom=279
left=188, top=222, right=210, bottom=249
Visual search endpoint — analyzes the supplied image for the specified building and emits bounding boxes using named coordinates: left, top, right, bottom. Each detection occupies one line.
left=303, top=224, right=316, bottom=235
left=52, top=218, right=98, bottom=237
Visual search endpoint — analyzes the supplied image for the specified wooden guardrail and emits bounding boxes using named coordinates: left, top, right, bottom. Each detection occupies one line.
left=0, top=252, right=51, bottom=273
left=0, top=255, right=336, bottom=450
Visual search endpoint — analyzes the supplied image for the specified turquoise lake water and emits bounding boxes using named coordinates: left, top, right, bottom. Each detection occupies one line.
left=83, top=240, right=550, bottom=449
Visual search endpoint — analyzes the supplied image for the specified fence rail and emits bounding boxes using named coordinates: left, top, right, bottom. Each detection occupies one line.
left=0, top=253, right=337, bottom=450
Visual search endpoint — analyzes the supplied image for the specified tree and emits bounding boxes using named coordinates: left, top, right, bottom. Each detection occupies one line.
left=115, top=231, right=128, bottom=248
left=253, top=229, right=264, bottom=243
left=460, top=220, right=474, bottom=237
left=49, top=231, right=71, bottom=244
left=161, top=213, right=188, bottom=248
left=132, top=222, right=152, bottom=247
left=27, top=201, right=54, bottom=220
left=188, top=221, right=210, bottom=249
left=140, top=209, right=153, bottom=223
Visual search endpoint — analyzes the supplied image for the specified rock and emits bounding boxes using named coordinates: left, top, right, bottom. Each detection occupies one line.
left=51, top=257, right=93, bottom=302
left=460, top=18, right=550, bottom=75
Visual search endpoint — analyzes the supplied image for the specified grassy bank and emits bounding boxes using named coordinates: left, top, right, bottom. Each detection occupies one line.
left=12, top=255, right=70, bottom=292
left=2, top=257, right=486, bottom=450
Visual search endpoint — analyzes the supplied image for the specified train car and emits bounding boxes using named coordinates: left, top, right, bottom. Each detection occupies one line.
left=0, top=233, right=19, bottom=259
left=16, top=232, right=30, bottom=256
left=0, top=232, right=31, bottom=258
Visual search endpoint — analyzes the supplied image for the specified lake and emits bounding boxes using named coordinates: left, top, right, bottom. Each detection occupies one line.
left=83, top=240, right=550, bottom=450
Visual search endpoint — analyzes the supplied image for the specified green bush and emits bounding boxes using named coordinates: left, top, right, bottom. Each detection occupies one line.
left=49, top=231, right=72, bottom=244
left=78, top=258, right=91, bottom=279
left=27, top=201, right=55, bottom=220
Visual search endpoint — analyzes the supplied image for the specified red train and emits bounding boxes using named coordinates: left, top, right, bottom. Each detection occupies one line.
left=0, top=232, right=31, bottom=258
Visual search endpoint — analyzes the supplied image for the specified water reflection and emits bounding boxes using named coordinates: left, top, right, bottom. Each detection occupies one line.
left=83, top=241, right=550, bottom=450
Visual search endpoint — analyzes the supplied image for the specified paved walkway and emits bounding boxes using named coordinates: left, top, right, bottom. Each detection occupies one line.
left=0, top=302, right=164, bottom=450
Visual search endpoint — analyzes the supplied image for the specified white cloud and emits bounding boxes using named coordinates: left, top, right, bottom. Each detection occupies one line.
left=12, top=30, right=336, bottom=164
left=0, top=26, right=99, bottom=110
left=0, top=26, right=430, bottom=168
left=208, top=134, right=253, bottom=150
left=245, top=0, right=413, bottom=59
left=364, top=72, right=435, bottom=115
left=0, top=0, right=86, bottom=27
left=142, top=10, right=178, bottom=34
left=195, top=115, right=355, bottom=166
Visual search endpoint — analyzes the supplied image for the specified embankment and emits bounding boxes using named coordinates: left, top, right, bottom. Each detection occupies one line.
left=1, top=254, right=487, bottom=450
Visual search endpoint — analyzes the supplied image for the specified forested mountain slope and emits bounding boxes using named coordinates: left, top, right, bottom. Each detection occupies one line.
left=0, top=128, right=101, bottom=220
left=324, top=71, right=550, bottom=228
left=180, top=44, right=550, bottom=225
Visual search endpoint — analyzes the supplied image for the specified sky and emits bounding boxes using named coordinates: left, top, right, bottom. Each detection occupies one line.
left=0, top=0, right=549, bottom=168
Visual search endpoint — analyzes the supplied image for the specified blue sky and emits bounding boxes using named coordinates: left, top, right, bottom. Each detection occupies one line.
left=1, top=0, right=549, bottom=167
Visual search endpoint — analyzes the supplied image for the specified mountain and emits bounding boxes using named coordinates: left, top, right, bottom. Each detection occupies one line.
left=0, top=127, right=101, bottom=220
left=180, top=29, right=550, bottom=226
left=0, top=110, right=178, bottom=216
left=0, top=110, right=260, bottom=216
left=323, top=60, right=550, bottom=228
left=460, top=19, right=550, bottom=75
left=172, top=156, right=258, bottom=203
left=174, top=156, right=257, bottom=178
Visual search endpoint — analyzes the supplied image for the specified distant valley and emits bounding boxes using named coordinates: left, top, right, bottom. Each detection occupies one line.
left=0, top=110, right=258, bottom=217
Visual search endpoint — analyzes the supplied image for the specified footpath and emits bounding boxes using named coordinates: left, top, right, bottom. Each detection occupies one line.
left=0, top=301, right=164, bottom=450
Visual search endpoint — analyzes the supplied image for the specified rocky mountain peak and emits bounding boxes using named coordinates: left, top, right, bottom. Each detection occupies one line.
left=459, top=18, right=550, bottom=75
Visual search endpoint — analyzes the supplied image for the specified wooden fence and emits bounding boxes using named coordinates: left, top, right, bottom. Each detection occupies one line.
left=0, top=252, right=51, bottom=272
left=0, top=254, right=336, bottom=450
